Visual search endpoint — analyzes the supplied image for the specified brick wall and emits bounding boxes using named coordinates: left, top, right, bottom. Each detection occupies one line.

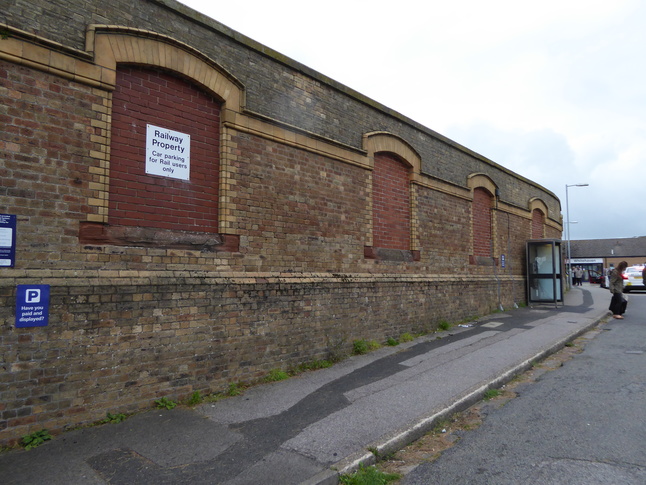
left=1, top=0, right=561, bottom=220
left=473, top=188, right=494, bottom=258
left=108, top=66, right=221, bottom=233
left=0, top=62, right=103, bottom=269
left=372, top=153, right=411, bottom=250
left=532, top=209, right=545, bottom=238
left=0, top=5, right=564, bottom=446
left=0, top=273, right=517, bottom=444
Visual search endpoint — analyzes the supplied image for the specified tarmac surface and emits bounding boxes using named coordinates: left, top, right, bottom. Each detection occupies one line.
left=0, top=284, right=611, bottom=485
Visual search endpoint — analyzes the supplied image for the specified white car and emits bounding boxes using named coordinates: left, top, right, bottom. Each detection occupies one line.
left=623, top=266, right=645, bottom=292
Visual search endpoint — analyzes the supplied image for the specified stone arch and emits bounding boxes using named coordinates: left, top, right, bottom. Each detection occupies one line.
left=87, top=25, right=244, bottom=110
left=363, top=131, right=421, bottom=174
left=467, top=173, right=498, bottom=197
left=528, top=197, right=549, bottom=218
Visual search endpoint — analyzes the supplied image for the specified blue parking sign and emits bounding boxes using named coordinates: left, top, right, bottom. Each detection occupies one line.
left=16, top=285, right=50, bottom=327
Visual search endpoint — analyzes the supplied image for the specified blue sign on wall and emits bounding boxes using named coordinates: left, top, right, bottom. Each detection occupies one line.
left=16, top=285, right=50, bottom=328
left=0, top=214, right=17, bottom=268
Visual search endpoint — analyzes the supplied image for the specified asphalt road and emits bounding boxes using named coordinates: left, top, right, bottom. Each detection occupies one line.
left=403, top=289, right=646, bottom=484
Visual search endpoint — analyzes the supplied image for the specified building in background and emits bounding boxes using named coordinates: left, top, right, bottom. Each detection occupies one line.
left=568, top=236, right=646, bottom=283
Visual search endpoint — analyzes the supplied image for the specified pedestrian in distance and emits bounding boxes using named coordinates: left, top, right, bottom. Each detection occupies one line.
left=642, top=263, right=646, bottom=286
left=608, top=261, right=628, bottom=319
left=575, top=266, right=584, bottom=286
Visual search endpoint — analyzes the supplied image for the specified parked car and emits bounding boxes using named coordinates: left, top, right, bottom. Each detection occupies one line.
left=588, top=270, right=604, bottom=285
left=623, top=266, right=645, bottom=292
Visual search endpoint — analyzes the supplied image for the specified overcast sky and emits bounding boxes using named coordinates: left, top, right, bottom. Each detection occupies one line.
left=180, top=0, right=646, bottom=240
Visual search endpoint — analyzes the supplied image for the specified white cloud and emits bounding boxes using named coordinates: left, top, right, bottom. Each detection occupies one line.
left=180, top=0, right=646, bottom=239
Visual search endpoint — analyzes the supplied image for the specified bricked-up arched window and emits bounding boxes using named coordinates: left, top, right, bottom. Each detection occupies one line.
left=531, top=208, right=545, bottom=238
left=472, top=187, right=494, bottom=258
left=372, top=153, right=411, bottom=251
left=108, top=66, right=221, bottom=234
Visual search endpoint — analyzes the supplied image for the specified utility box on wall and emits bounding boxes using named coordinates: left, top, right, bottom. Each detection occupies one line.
left=526, top=239, right=563, bottom=305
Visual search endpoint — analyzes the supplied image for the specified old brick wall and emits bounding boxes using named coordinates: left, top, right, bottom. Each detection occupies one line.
left=532, top=209, right=545, bottom=239
left=1, top=0, right=560, bottom=218
left=472, top=188, right=494, bottom=258
left=0, top=61, right=103, bottom=270
left=108, top=66, right=221, bottom=233
left=0, top=1, right=563, bottom=445
left=372, top=153, right=411, bottom=251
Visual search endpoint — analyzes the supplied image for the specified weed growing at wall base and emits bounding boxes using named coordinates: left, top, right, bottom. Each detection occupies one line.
left=101, top=412, right=127, bottom=424
left=21, top=429, right=52, bottom=450
left=353, top=339, right=382, bottom=355
left=154, top=397, right=177, bottom=410
left=399, top=332, right=414, bottom=342
left=438, top=320, right=451, bottom=331
left=187, top=391, right=203, bottom=406
left=265, top=369, right=290, bottom=382
left=227, top=383, right=243, bottom=396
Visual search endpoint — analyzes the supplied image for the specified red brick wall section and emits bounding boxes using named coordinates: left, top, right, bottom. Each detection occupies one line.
left=473, top=187, right=493, bottom=257
left=226, top=133, right=370, bottom=271
left=372, top=153, right=411, bottom=250
left=532, top=209, right=545, bottom=238
left=416, top=188, right=471, bottom=271
left=0, top=61, right=102, bottom=266
left=109, top=66, right=221, bottom=233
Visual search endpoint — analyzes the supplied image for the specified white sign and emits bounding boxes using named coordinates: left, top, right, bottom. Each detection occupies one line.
left=569, top=258, right=603, bottom=264
left=146, top=124, right=190, bottom=180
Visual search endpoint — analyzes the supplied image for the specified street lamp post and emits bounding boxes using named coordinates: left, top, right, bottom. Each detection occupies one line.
left=565, top=183, right=589, bottom=289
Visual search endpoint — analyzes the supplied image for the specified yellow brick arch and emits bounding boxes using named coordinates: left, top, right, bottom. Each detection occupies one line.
left=87, top=25, right=244, bottom=111
left=467, top=173, right=498, bottom=197
left=362, top=131, right=421, bottom=174
left=528, top=197, right=550, bottom=219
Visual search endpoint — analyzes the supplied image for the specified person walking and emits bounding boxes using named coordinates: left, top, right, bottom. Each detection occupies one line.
left=575, top=266, right=584, bottom=286
left=609, top=261, right=628, bottom=319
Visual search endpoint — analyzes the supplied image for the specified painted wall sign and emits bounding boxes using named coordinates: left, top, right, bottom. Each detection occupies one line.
left=16, top=284, right=50, bottom=328
left=0, top=214, right=17, bottom=267
left=145, top=124, right=191, bottom=180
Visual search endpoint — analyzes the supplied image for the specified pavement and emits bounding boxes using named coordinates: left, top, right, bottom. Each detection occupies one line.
left=0, top=284, right=611, bottom=485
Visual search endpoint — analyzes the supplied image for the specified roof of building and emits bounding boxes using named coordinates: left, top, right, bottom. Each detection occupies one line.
left=570, top=236, right=646, bottom=258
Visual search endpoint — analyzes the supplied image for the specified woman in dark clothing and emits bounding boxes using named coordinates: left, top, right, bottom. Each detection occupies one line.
left=608, top=261, right=628, bottom=319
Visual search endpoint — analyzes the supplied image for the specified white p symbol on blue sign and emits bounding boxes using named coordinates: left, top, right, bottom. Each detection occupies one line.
left=16, top=284, right=50, bottom=328
left=26, top=289, right=41, bottom=303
